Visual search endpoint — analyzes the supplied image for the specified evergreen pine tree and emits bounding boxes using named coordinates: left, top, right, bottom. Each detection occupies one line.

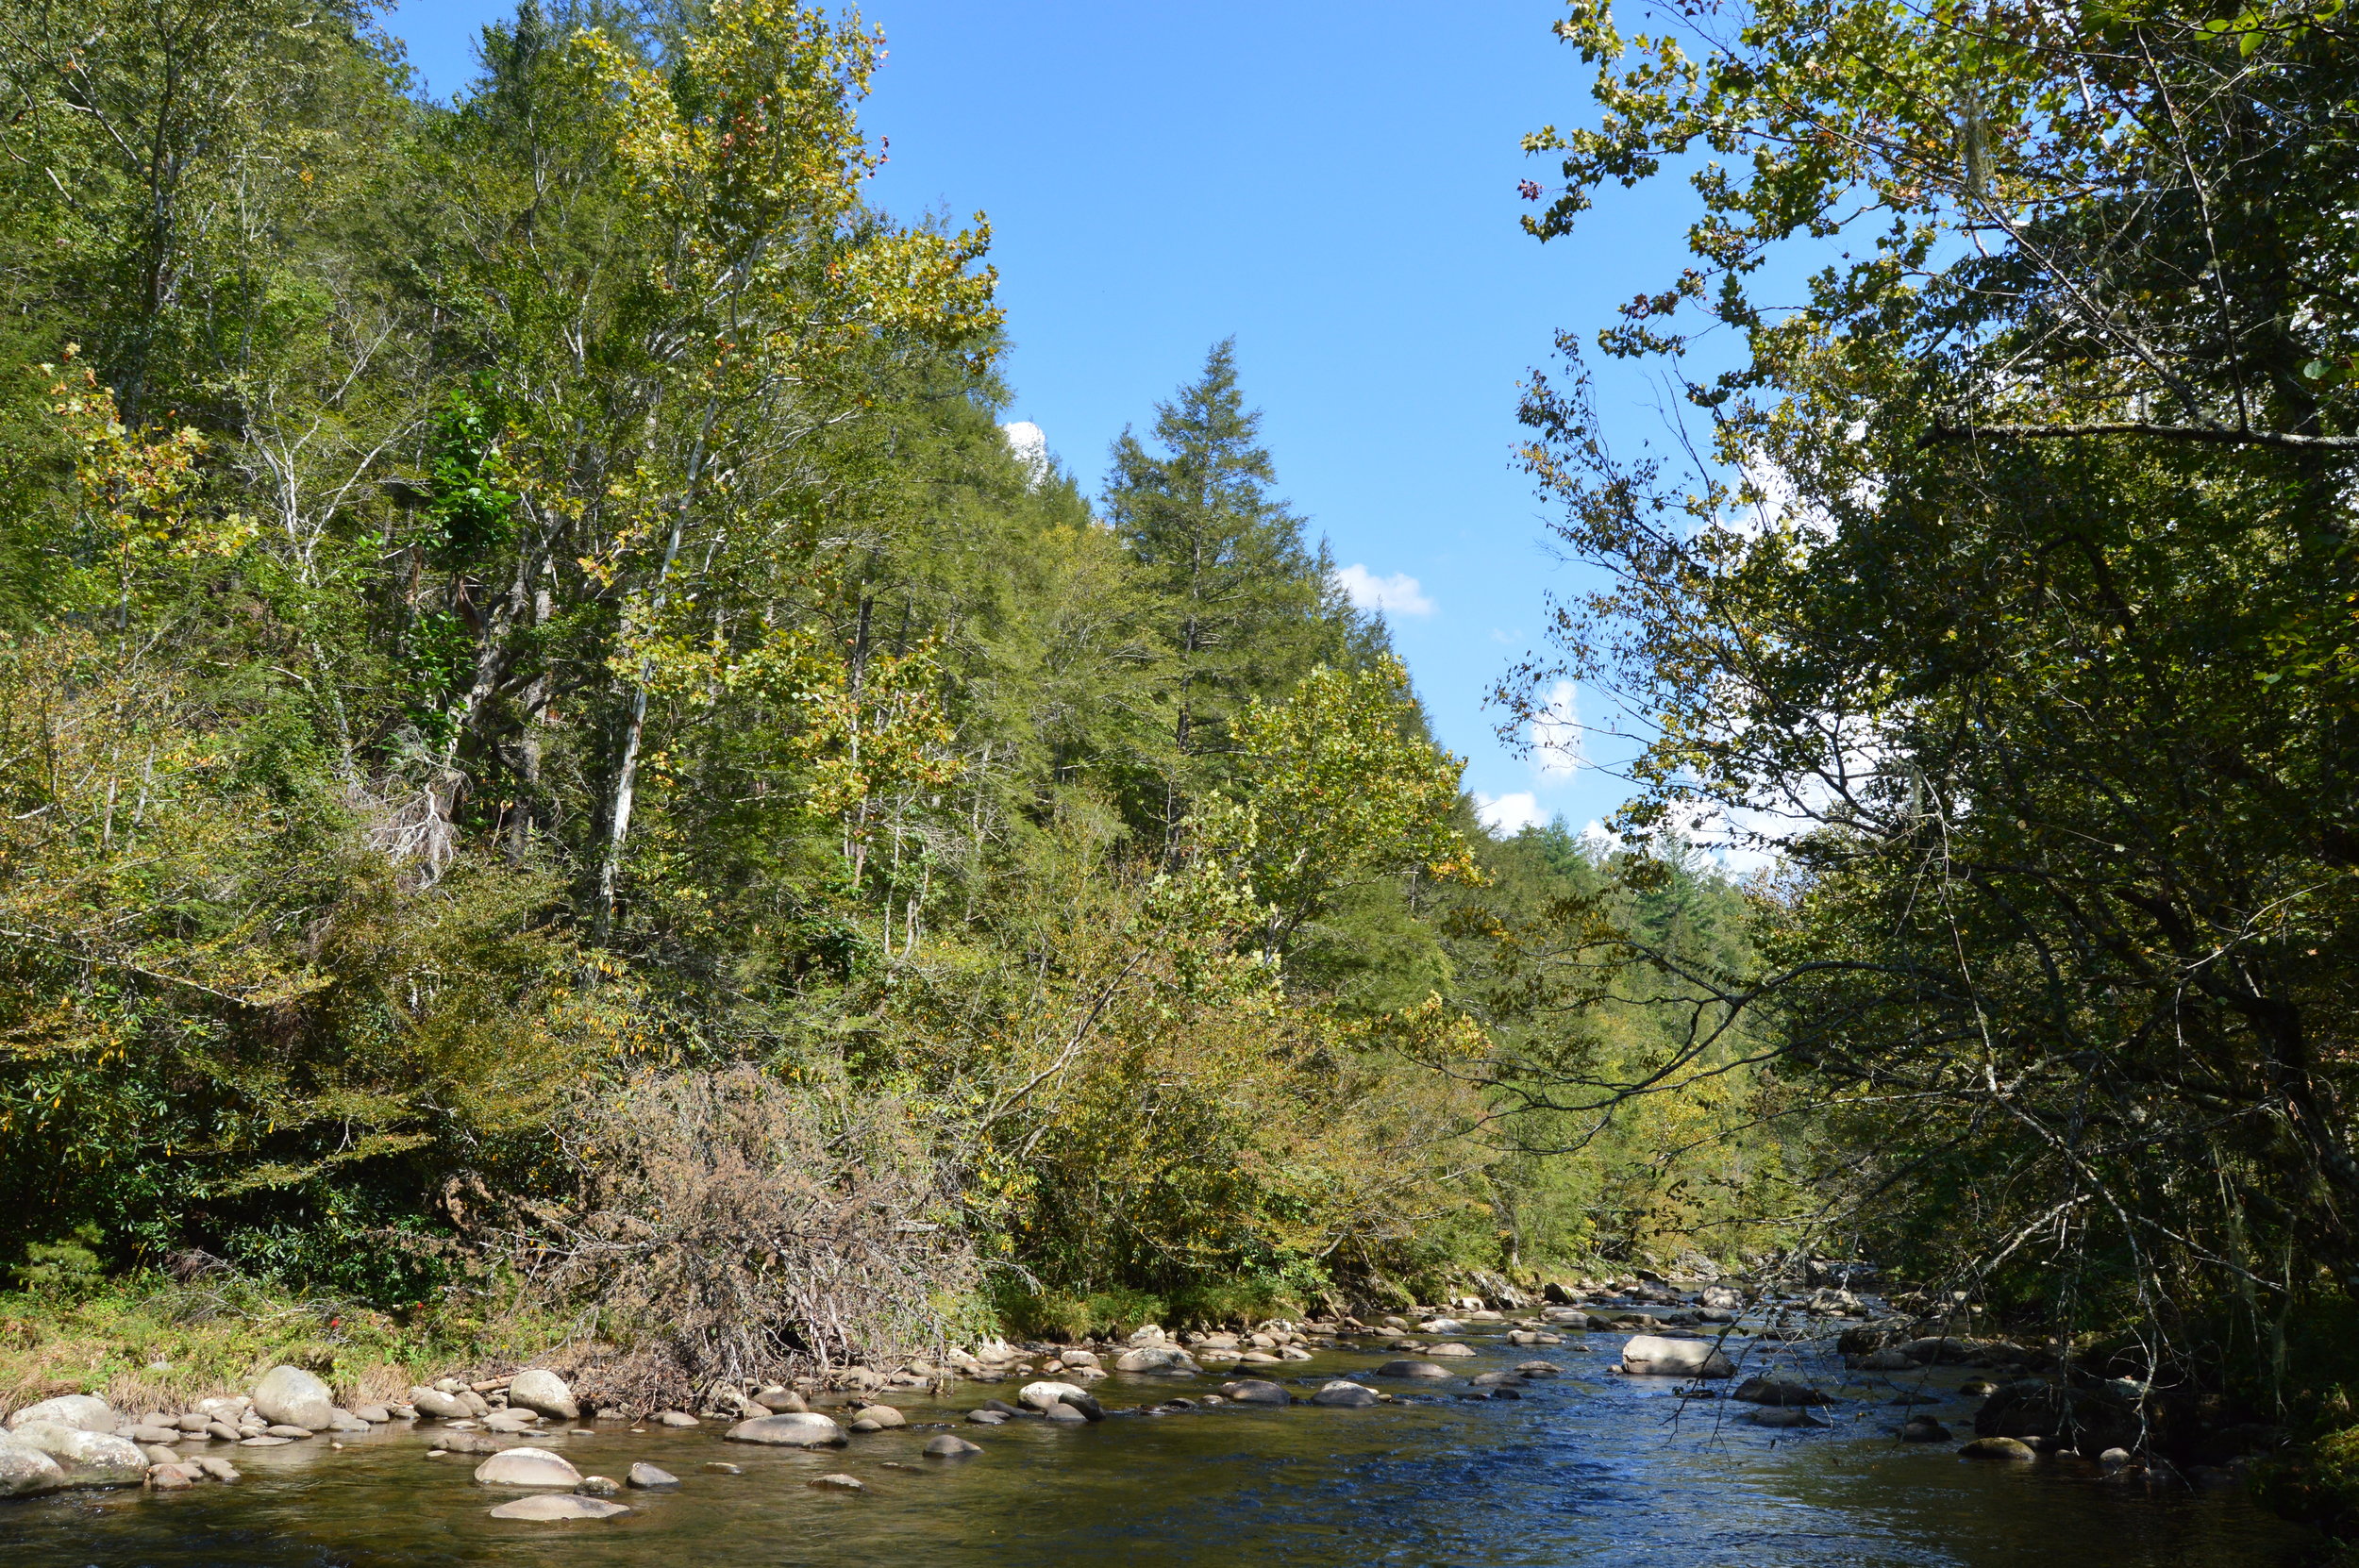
left=1104, top=339, right=1348, bottom=852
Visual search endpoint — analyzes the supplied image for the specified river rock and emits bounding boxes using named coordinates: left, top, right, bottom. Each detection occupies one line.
left=141, top=1443, right=182, bottom=1465
left=1973, top=1381, right=2138, bottom=1457
left=1418, top=1318, right=1465, bottom=1334
left=1427, top=1343, right=1477, bottom=1358
left=1732, top=1376, right=1830, bottom=1407
left=0, top=1440, right=66, bottom=1496
left=430, top=1431, right=502, bottom=1455
left=575, top=1475, right=621, bottom=1496
left=8, top=1423, right=148, bottom=1486
left=967, top=1410, right=1008, bottom=1425
left=251, top=1366, right=336, bottom=1431
left=1900, top=1418, right=1951, bottom=1443
left=488, top=1493, right=629, bottom=1521
left=726, top=1413, right=846, bottom=1447
left=1699, top=1285, right=1744, bottom=1310
left=508, top=1370, right=579, bottom=1422
left=1960, top=1436, right=2036, bottom=1461
left=1377, top=1359, right=1451, bottom=1378
left=475, top=1447, right=582, bottom=1487
left=655, top=1410, right=701, bottom=1426
left=482, top=1410, right=542, bottom=1433
left=1018, top=1380, right=1093, bottom=1412
left=1060, top=1349, right=1100, bottom=1369
left=1043, top=1403, right=1088, bottom=1424
left=409, top=1386, right=470, bottom=1420
left=352, top=1405, right=393, bottom=1424
left=1619, top=1335, right=1733, bottom=1378
left=1743, top=1407, right=1829, bottom=1428
left=239, top=1436, right=291, bottom=1447
left=263, top=1425, right=314, bottom=1439
left=1115, top=1345, right=1198, bottom=1374
left=1515, top=1361, right=1563, bottom=1379
left=194, top=1457, right=240, bottom=1482
left=852, top=1404, right=906, bottom=1429
left=808, top=1472, right=863, bottom=1491
left=626, top=1461, right=678, bottom=1489
left=205, top=1422, right=243, bottom=1443
left=7, top=1395, right=114, bottom=1434
left=926, top=1434, right=983, bottom=1457
left=1220, top=1379, right=1292, bottom=1406
left=1311, top=1380, right=1379, bottom=1408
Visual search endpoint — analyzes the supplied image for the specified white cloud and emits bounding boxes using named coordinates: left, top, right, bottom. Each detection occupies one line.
left=1332, top=563, right=1435, bottom=617
left=1530, top=680, right=1584, bottom=777
left=1475, top=792, right=1550, bottom=837
left=999, top=420, right=1047, bottom=485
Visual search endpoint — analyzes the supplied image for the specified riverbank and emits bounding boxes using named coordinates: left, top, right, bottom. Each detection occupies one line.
left=2, top=1286, right=2309, bottom=1568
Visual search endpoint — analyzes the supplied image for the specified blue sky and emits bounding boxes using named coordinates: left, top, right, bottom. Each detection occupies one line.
left=385, top=0, right=1717, bottom=839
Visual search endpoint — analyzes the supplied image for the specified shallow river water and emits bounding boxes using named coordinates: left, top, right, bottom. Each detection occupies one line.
left=1, top=1327, right=2317, bottom=1568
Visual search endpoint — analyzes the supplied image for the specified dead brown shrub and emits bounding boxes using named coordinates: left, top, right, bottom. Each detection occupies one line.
left=510, top=1067, right=973, bottom=1410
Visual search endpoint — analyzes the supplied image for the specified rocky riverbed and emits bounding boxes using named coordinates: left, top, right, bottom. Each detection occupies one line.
left=0, top=1283, right=2318, bottom=1566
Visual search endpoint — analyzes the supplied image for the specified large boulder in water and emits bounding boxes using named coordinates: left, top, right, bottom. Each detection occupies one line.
left=1220, top=1379, right=1291, bottom=1406
left=507, top=1370, right=579, bottom=1422
left=1311, top=1380, right=1378, bottom=1408
left=252, top=1365, right=337, bottom=1430
left=0, top=1439, right=67, bottom=1496
left=1115, top=1345, right=1197, bottom=1374
left=1619, top=1334, right=1733, bottom=1378
left=1018, top=1380, right=1094, bottom=1412
left=473, top=1447, right=583, bottom=1487
left=6, top=1395, right=114, bottom=1434
left=727, top=1412, right=847, bottom=1447
left=7, top=1423, right=146, bottom=1487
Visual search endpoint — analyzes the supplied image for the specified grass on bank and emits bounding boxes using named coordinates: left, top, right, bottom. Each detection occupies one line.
left=0, top=1271, right=565, bottom=1419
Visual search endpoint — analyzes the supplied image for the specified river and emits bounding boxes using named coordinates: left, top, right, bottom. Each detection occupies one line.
left=0, top=1324, right=2314, bottom=1567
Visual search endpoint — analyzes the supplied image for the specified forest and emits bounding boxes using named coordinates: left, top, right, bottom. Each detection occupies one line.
left=10, top=0, right=2359, bottom=1535
left=0, top=0, right=1779, bottom=1408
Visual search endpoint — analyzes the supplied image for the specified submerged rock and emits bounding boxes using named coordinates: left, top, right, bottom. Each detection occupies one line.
left=726, top=1413, right=846, bottom=1447
left=1376, top=1359, right=1451, bottom=1379
left=925, top=1434, right=983, bottom=1458
left=488, top=1493, right=630, bottom=1521
left=1732, top=1376, right=1830, bottom=1407
left=807, top=1473, right=864, bottom=1491
left=1744, top=1407, right=1830, bottom=1429
left=1960, top=1436, right=2037, bottom=1461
